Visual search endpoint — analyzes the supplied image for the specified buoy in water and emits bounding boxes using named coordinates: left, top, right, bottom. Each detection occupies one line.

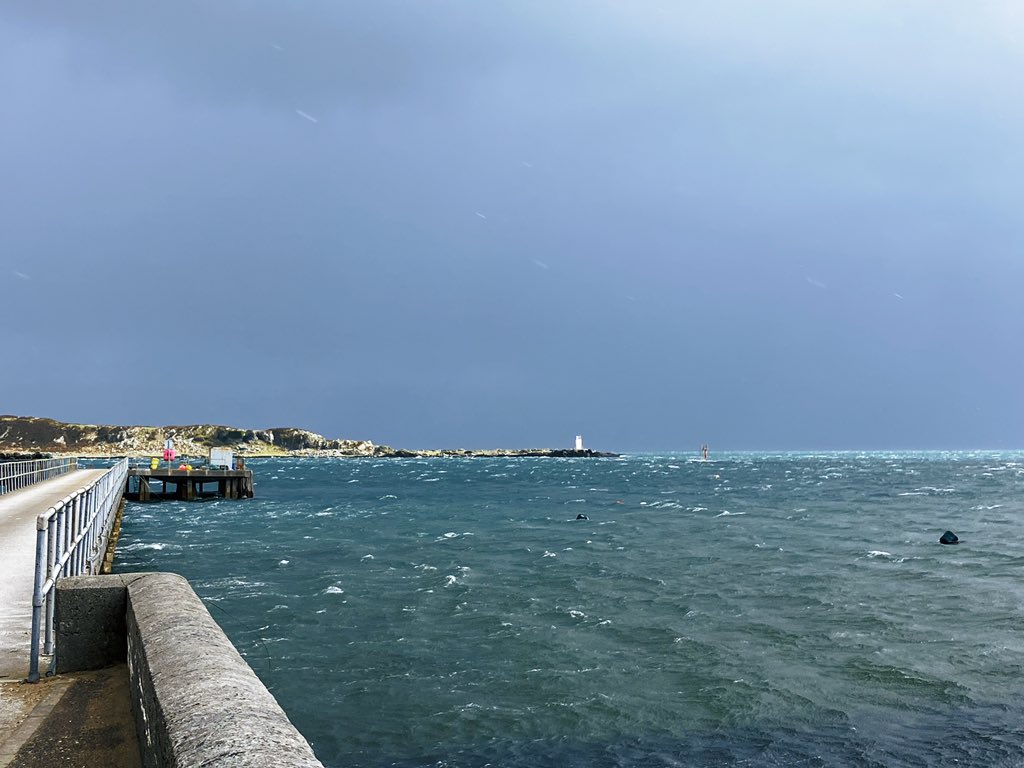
left=939, top=530, right=959, bottom=545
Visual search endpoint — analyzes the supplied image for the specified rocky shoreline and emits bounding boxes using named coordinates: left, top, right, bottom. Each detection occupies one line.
left=305, top=447, right=618, bottom=459
left=0, top=416, right=618, bottom=460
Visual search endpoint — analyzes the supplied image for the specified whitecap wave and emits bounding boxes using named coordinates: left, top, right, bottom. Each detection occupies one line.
left=121, top=542, right=169, bottom=551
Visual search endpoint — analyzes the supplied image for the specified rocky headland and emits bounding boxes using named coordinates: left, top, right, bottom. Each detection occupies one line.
left=0, top=416, right=617, bottom=459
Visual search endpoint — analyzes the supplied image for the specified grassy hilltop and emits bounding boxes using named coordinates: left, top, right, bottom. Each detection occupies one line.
left=0, top=415, right=387, bottom=458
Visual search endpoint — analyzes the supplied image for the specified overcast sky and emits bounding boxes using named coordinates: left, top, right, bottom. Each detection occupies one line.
left=2, top=2, right=1022, bottom=451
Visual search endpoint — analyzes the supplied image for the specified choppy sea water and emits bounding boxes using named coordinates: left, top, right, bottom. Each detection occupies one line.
left=114, top=453, right=1024, bottom=767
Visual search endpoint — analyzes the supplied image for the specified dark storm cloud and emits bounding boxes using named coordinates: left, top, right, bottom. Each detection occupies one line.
left=2, top=2, right=1023, bottom=449
left=5, top=1, right=589, bottom=110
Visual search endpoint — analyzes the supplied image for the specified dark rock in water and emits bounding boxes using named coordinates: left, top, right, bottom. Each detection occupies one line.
left=939, top=530, right=959, bottom=545
left=576, top=513, right=589, bottom=520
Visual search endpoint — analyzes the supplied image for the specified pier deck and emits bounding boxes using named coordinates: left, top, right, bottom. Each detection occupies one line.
left=126, top=468, right=254, bottom=501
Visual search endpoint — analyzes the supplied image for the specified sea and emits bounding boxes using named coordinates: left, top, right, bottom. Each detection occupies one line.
left=112, top=452, right=1024, bottom=767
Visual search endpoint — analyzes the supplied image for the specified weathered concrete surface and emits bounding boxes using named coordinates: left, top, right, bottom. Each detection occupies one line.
left=0, top=464, right=109, bottom=747
left=0, top=677, right=71, bottom=768
left=127, top=573, right=324, bottom=768
left=5, top=665, right=141, bottom=768
left=0, top=681, right=51, bottom=758
left=0, top=470, right=107, bottom=681
left=41, top=573, right=324, bottom=767
left=54, top=575, right=148, bottom=674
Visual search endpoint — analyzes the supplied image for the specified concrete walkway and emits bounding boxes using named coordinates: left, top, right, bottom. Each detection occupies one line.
left=2, top=665, right=140, bottom=768
left=0, top=470, right=110, bottom=762
left=0, top=470, right=141, bottom=768
left=0, top=470, right=107, bottom=682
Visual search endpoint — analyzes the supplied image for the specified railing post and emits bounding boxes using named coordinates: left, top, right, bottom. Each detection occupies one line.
left=27, top=524, right=48, bottom=682
left=44, top=514, right=58, bottom=655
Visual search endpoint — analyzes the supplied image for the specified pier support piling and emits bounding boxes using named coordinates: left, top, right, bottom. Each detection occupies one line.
left=125, top=468, right=254, bottom=502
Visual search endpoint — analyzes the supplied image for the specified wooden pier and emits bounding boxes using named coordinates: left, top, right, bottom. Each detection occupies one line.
left=126, top=468, right=254, bottom=501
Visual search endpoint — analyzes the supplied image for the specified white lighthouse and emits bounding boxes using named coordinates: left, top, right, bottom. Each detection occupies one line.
left=574, top=435, right=584, bottom=451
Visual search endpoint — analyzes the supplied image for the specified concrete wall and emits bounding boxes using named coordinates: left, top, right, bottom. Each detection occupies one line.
left=55, top=573, right=325, bottom=768
left=54, top=573, right=140, bottom=673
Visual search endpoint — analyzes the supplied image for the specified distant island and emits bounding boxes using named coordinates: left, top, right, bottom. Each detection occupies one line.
left=0, top=415, right=618, bottom=459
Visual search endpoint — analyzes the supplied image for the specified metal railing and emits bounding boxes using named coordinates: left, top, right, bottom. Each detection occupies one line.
left=0, top=457, right=77, bottom=495
left=28, top=458, right=129, bottom=681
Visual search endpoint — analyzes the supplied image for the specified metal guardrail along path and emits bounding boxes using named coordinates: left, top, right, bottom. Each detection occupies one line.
left=0, top=467, right=105, bottom=681
left=27, top=459, right=128, bottom=681
left=0, top=458, right=76, bottom=496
